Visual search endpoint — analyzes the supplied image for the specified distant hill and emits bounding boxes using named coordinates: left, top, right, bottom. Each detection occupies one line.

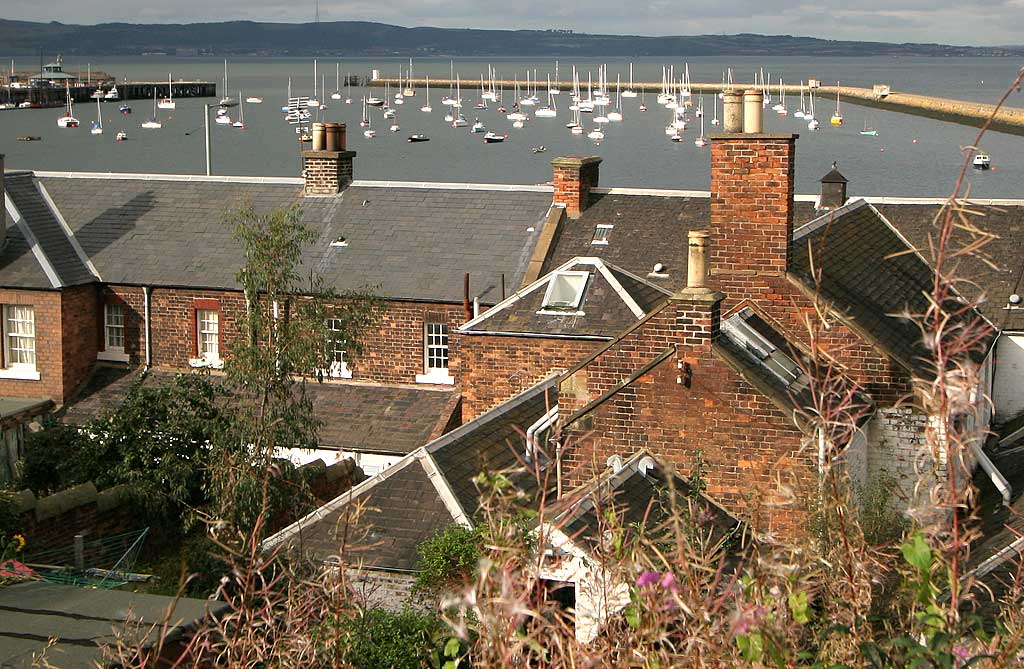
left=0, top=19, right=1020, bottom=58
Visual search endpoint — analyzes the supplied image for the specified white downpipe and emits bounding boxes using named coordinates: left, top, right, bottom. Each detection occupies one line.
left=970, top=441, right=1012, bottom=506
left=143, top=286, right=152, bottom=368
left=525, top=405, right=559, bottom=461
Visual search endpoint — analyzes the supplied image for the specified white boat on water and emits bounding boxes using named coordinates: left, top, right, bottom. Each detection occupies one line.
left=90, top=97, right=103, bottom=135
left=219, top=60, right=238, bottom=107
left=420, top=76, right=432, bottom=113
left=246, top=95, right=263, bottom=104
left=141, top=90, right=162, bottom=128
left=56, top=86, right=79, bottom=128
left=307, top=59, right=320, bottom=108
left=105, top=86, right=119, bottom=100
left=233, top=94, right=246, bottom=128
left=332, top=63, right=342, bottom=100
left=535, top=75, right=557, bottom=118
left=622, top=63, right=638, bottom=98
left=973, top=153, right=991, bottom=170
left=471, top=118, right=485, bottom=133
left=831, top=81, right=844, bottom=126
left=158, top=74, right=175, bottom=109
left=115, top=130, right=127, bottom=141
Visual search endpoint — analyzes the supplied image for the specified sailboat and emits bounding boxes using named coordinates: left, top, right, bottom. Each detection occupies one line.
left=307, top=60, right=320, bottom=108
left=695, top=93, right=703, bottom=118
left=441, top=61, right=456, bottom=106
left=622, top=62, right=638, bottom=98
left=219, top=60, right=238, bottom=107
left=535, top=75, right=557, bottom=117
left=332, top=63, right=342, bottom=100
left=830, top=81, right=844, bottom=126
left=420, top=76, right=432, bottom=113
left=806, top=90, right=819, bottom=131
left=548, top=61, right=560, bottom=95
left=158, top=74, right=175, bottom=109
left=639, top=87, right=648, bottom=113
left=475, top=74, right=488, bottom=109
left=607, top=75, right=623, bottom=122
left=403, top=59, right=416, bottom=97
left=233, top=94, right=246, bottom=128
left=394, top=68, right=405, bottom=105
left=141, top=90, right=162, bottom=129
left=319, top=75, right=327, bottom=109
left=56, top=82, right=79, bottom=128
left=694, top=111, right=707, bottom=147
left=794, top=81, right=807, bottom=119
left=774, top=78, right=788, bottom=115
left=390, top=111, right=400, bottom=132
left=363, top=101, right=376, bottom=138
left=710, top=91, right=720, bottom=126
left=860, top=118, right=878, bottom=136
left=90, top=97, right=103, bottom=135
left=569, top=106, right=584, bottom=135
left=345, top=74, right=352, bottom=104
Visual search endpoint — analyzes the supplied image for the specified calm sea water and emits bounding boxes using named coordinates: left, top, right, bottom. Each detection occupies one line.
left=2, top=56, right=1022, bottom=197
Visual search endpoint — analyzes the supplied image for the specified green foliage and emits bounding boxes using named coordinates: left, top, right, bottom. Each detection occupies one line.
left=321, top=608, right=447, bottom=669
left=855, top=472, right=909, bottom=546
left=0, top=489, right=19, bottom=541
left=18, top=422, right=92, bottom=494
left=415, top=524, right=483, bottom=596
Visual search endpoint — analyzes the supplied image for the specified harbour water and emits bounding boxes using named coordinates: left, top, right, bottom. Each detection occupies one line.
left=2, top=55, right=1022, bottom=197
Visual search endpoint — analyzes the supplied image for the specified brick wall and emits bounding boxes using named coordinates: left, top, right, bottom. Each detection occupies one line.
left=453, top=332, right=600, bottom=420
left=102, top=286, right=146, bottom=364
left=148, top=288, right=247, bottom=366
left=551, top=156, right=601, bottom=218
left=61, top=284, right=101, bottom=400
left=302, top=150, right=356, bottom=195
left=0, top=288, right=63, bottom=400
left=15, top=483, right=139, bottom=553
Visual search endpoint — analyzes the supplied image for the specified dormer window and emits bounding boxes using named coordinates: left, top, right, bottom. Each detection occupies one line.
left=591, top=224, right=613, bottom=245
left=540, top=271, right=589, bottom=312
left=721, top=308, right=809, bottom=393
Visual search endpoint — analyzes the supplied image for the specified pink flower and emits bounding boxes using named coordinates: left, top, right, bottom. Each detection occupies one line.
left=659, top=572, right=679, bottom=593
left=953, top=645, right=970, bottom=667
left=636, top=571, right=660, bottom=587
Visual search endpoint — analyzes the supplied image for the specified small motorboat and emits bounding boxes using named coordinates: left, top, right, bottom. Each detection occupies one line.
left=105, top=86, right=119, bottom=100
left=115, top=131, right=127, bottom=141
left=483, top=132, right=508, bottom=143
left=471, top=119, right=486, bottom=133
left=452, top=115, right=468, bottom=128
left=214, top=114, right=231, bottom=125
left=16, top=135, right=41, bottom=142
left=587, top=129, right=605, bottom=141
left=366, top=96, right=385, bottom=107
left=973, top=154, right=991, bottom=170
left=363, top=128, right=376, bottom=138
left=118, top=103, right=131, bottom=114
left=245, top=96, right=263, bottom=104
left=18, top=101, right=34, bottom=109
left=57, top=115, right=79, bottom=128
left=531, top=145, right=547, bottom=153
left=408, top=134, right=430, bottom=142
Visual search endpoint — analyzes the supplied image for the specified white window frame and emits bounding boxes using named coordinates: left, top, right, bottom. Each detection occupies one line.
left=189, top=308, right=223, bottom=368
left=0, top=305, right=40, bottom=380
left=324, top=317, right=352, bottom=379
left=591, top=224, right=614, bottom=246
left=538, top=271, right=590, bottom=315
left=97, top=302, right=130, bottom=363
left=416, top=321, right=454, bottom=385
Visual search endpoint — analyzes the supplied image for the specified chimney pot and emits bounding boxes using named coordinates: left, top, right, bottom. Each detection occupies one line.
left=742, top=89, right=764, bottom=133
left=686, top=230, right=710, bottom=290
left=312, top=123, right=326, bottom=151
left=722, top=91, right=743, bottom=133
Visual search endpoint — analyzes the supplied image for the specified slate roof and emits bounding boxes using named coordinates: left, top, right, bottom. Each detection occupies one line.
left=61, top=366, right=457, bottom=456
left=263, top=375, right=559, bottom=570
left=459, top=257, right=672, bottom=339
left=2, top=172, right=95, bottom=289
left=30, top=175, right=553, bottom=304
left=876, top=202, right=1024, bottom=331
left=790, top=199, right=992, bottom=376
left=553, top=452, right=745, bottom=554
left=0, top=581, right=226, bottom=669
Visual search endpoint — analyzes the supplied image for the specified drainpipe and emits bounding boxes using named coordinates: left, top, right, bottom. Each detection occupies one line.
left=525, top=405, right=559, bottom=462
left=971, top=441, right=1012, bottom=506
left=143, top=286, right=152, bottom=369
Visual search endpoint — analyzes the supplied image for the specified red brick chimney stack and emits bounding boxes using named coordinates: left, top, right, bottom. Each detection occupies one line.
left=302, top=124, right=357, bottom=196
left=672, top=229, right=724, bottom=354
left=709, top=92, right=797, bottom=280
left=551, top=156, right=602, bottom=218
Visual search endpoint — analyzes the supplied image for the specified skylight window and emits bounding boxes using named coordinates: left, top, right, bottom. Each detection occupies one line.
left=591, top=224, right=613, bottom=245
left=721, top=308, right=810, bottom=394
left=541, top=271, right=589, bottom=311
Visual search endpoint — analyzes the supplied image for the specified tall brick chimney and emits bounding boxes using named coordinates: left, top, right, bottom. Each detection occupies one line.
left=672, top=229, right=724, bottom=354
left=709, top=96, right=797, bottom=279
left=552, top=156, right=601, bottom=218
left=302, top=124, right=356, bottom=196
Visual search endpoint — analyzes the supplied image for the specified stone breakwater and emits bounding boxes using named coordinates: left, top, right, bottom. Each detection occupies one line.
left=373, top=78, right=1024, bottom=137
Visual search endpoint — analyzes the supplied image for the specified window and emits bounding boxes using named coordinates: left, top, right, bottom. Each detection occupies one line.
left=97, top=302, right=131, bottom=363
left=324, top=318, right=352, bottom=379
left=591, top=224, right=613, bottom=245
left=416, top=322, right=454, bottom=385
left=105, top=303, right=125, bottom=350
left=197, top=309, right=220, bottom=362
left=540, top=271, right=589, bottom=312
left=721, top=308, right=809, bottom=393
left=3, top=306, right=36, bottom=368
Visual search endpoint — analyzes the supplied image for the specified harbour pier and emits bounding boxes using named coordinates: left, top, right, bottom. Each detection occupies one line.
left=373, top=78, right=1024, bottom=136
left=2, top=81, right=217, bottom=108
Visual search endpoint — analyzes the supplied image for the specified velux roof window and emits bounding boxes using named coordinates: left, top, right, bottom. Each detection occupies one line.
left=591, top=224, right=613, bottom=245
left=541, top=271, right=589, bottom=312
left=721, top=308, right=810, bottom=394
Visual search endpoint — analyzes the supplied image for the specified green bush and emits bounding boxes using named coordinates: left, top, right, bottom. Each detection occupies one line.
left=322, top=608, right=447, bottom=669
left=19, top=423, right=93, bottom=495
left=415, top=524, right=483, bottom=596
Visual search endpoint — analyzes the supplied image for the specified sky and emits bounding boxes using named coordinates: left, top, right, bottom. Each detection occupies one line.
left=4, top=0, right=1023, bottom=46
